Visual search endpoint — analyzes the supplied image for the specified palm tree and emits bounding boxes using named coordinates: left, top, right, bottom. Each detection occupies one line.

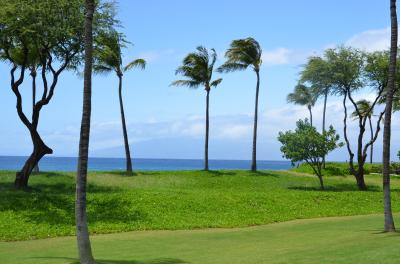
left=171, top=46, right=222, bottom=171
left=217, top=38, right=262, bottom=171
left=382, top=0, right=397, bottom=232
left=287, top=84, right=317, bottom=126
left=300, top=56, right=332, bottom=129
left=94, top=31, right=146, bottom=175
left=28, top=51, right=41, bottom=173
left=76, top=0, right=95, bottom=262
left=351, top=100, right=375, bottom=164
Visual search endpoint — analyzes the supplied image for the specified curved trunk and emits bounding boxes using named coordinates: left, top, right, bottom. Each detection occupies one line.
left=118, top=74, right=133, bottom=174
left=31, top=68, right=40, bottom=173
left=322, top=89, right=328, bottom=168
left=76, top=0, right=95, bottom=263
left=308, top=105, right=313, bottom=127
left=204, top=89, right=210, bottom=171
left=15, top=130, right=52, bottom=189
left=251, top=70, right=260, bottom=172
left=369, top=116, right=374, bottom=164
left=382, top=0, right=397, bottom=232
left=318, top=175, right=325, bottom=190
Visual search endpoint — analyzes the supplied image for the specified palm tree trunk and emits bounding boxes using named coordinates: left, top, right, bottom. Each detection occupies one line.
left=118, top=74, right=133, bottom=175
left=204, top=89, right=210, bottom=171
left=76, top=0, right=95, bottom=263
left=382, top=0, right=397, bottom=233
left=322, top=89, right=328, bottom=168
left=251, top=70, right=260, bottom=172
left=369, top=116, right=374, bottom=164
left=308, top=105, right=313, bottom=127
left=31, top=68, right=39, bottom=173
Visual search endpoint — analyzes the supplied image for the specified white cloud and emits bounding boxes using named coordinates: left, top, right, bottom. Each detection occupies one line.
left=262, top=48, right=292, bottom=65
left=218, top=124, right=252, bottom=139
left=346, top=27, right=390, bottom=52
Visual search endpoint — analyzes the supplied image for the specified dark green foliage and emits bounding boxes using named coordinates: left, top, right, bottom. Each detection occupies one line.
left=171, top=46, right=221, bottom=90
left=293, top=162, right=371, bottom=176
left=217, top=37, right=262, bottom=73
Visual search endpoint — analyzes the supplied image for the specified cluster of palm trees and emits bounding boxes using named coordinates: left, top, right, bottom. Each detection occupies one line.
left=172, top=38, right=263, bottom=171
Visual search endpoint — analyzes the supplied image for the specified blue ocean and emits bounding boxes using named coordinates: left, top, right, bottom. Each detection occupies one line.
left=0, top=156, right=293, bottom=171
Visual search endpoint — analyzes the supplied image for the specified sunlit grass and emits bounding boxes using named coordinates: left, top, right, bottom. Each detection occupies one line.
left=0, top=169, right=399, bottom=241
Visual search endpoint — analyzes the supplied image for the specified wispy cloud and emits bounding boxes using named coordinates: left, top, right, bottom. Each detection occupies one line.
left=346, top=27, right=390, bottom=52
left=263, top=48, right=292, bottom=65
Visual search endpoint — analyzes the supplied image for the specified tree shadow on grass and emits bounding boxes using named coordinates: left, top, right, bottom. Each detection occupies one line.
left=250, top=171, right=279, bottom=178
left=33, top=257, right=188, bottom=264
left=0, top=179, right=145, bottom=226
left=206, top=170, right=236, bottom=176
left=288, top=184, right=381, bottom=192
left=105, top=171, right=164, bottom=177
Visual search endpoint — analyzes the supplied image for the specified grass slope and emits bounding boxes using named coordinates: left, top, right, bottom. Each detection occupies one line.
left=1, top=170, right=400, bottom=241
left=0, top=214, right=399, bottom=264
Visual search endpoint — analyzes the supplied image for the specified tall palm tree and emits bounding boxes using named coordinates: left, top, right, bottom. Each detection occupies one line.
left=382, top=0, right=397, bottom=232
left=351, top=100, right=375, bottom=164
left=76, top=0, right=95, bottom=263
left=287, top=84, right=317, bottom=126
left=217, top=37, right=262, bottom=171
left=94, top=31, right=146, bottom=175
left=171, top=46, right=222, bottom=171
left=300, top=56, right=332, bottom=167
left=28, top=51, right=41, bottom=173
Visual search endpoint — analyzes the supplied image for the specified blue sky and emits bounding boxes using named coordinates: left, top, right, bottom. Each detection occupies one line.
left=0, top=0, right=397, bottom=161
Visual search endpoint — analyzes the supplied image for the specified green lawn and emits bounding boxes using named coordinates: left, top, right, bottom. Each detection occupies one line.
left=1, top=170, right=400, bottom=241
left=0, top=214, right=399, bottom=264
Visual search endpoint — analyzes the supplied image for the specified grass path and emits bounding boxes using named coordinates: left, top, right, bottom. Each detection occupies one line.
left=0, top=214, right=399, bottom=264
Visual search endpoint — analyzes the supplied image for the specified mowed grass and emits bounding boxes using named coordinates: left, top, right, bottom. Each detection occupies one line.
left=0, top=170, right=400, bottom=241
left=0, top=214, right=399, bottom=264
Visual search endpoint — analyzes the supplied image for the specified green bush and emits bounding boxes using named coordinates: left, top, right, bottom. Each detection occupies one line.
left=293, top=162, right=371, bottom=176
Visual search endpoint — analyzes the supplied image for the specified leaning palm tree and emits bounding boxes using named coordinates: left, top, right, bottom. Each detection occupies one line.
left=171, top=46, right=222, bottom=171
left=382, top=0, right=397, bottom=232
left=217, top=37, right=262, bottom=171
left=287, top=84, right=317, bottom=126
left=76, top=0, right=95, bottom=262
left=94, top=31, right=146, bottom=175
left=351, top=100, right=375, bottom=164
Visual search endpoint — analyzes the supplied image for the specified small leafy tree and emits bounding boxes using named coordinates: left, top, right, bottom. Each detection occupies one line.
left=278, top=120, right=342, bottom=190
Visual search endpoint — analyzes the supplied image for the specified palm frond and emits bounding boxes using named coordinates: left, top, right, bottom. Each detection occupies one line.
left=210, top=78, right=223, bottom=88
left=170, top=80, right=202, bottom=89
left=287, top=84, right=317, bottom=107
left=93, top=64, right=113, bottom=74
left=217, top=62, right=248, bottom=73
left=351, top=99, right=373, bottom=119
left=123, top=58, right=146, bottom=72
left=219, top=37, right=262, bottom=72
left=172, top=46, right=219, bottom=89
